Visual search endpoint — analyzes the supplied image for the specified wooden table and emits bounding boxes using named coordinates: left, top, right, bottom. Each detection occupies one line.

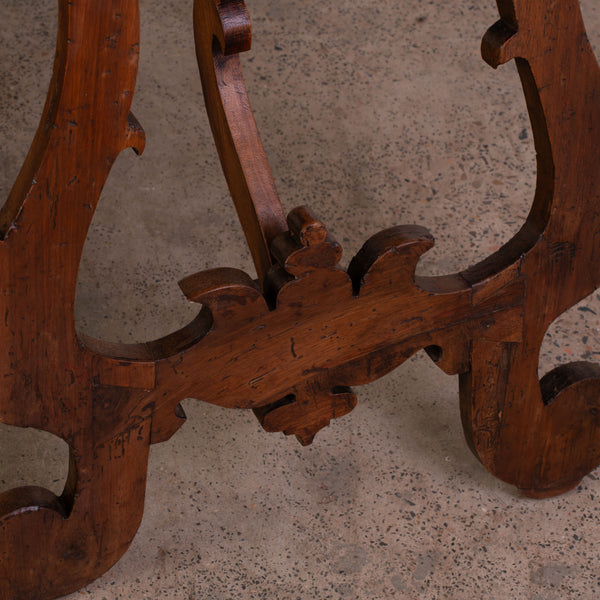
left=2, top=0, right=600, bottom=597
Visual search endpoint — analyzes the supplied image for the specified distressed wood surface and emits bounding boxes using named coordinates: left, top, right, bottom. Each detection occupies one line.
left=462, top=0, right=600, bottom=498
left=1, top=0, right=600, bottom=597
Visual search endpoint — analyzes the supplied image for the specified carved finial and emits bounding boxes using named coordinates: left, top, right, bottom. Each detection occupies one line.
left=269, top=206, right=342, bottom=277
left=253, top=385, right=357, bottom=446
left=264, top=205, right=351, bottom=307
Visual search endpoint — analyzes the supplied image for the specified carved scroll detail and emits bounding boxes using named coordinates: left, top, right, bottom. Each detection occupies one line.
left=459, top=0, right=600, bottom=498
left=2, top=0, right=600, bottom=597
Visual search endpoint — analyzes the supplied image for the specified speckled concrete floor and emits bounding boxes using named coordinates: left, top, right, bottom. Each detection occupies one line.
left=2, top=0, right=600, bottom=598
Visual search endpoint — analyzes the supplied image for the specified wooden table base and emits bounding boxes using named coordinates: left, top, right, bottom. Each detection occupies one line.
left=2, top=0, right=600, bottom=597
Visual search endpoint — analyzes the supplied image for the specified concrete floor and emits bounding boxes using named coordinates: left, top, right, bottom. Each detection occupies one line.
left=2, top=0, right=600, bottom=598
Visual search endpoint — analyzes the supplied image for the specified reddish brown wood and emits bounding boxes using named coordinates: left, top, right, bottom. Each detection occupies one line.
left=0, top=1, right=154, bottom=598
left=460, top=0, right=600, bottom=498
left=2, top=0, right=600, bottom=596
left=193, top=0, right=287, bottom=283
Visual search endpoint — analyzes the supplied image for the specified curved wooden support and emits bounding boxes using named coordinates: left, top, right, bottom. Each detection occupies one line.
left=0, top=1, right=158, bottom=596
left=139, top=205, right=522, bottom=443
left=458, top=0, right=600, bottom=498
left=193, top=0, right=287, bottom=282
left=0, top=421, right=151, bottom=599
left=3, top=0, right=600, bottom=596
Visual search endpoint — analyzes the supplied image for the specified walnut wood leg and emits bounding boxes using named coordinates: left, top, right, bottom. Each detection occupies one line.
left=2, top=0, right=600, bottom=597
left=460, top=0, right=600, bottom=497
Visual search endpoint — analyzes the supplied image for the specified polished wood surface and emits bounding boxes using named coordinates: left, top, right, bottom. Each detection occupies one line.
left=1, top=0, right=600, bottom=597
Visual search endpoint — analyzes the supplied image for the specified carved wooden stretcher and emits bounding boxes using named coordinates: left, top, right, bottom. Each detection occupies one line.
left=1, top=0, right=600, bottom=597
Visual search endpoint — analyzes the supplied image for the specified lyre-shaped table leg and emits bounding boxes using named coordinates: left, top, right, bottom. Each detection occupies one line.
left=460, top=0, right=600, bottom=497
left=2, top=0, right=600, bottom=597
left=0, top=1, right=156, bottom=597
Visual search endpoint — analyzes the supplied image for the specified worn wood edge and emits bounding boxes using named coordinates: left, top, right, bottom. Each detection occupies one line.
left=193, top=0, right=287, bottom=283
left=458, top=0, right=600, bottom=497
left=0, top=2, right=68, bottom=239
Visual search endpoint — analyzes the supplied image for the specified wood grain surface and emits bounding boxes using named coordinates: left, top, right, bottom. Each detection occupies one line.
left=1, top=0, right=600, bottom=597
